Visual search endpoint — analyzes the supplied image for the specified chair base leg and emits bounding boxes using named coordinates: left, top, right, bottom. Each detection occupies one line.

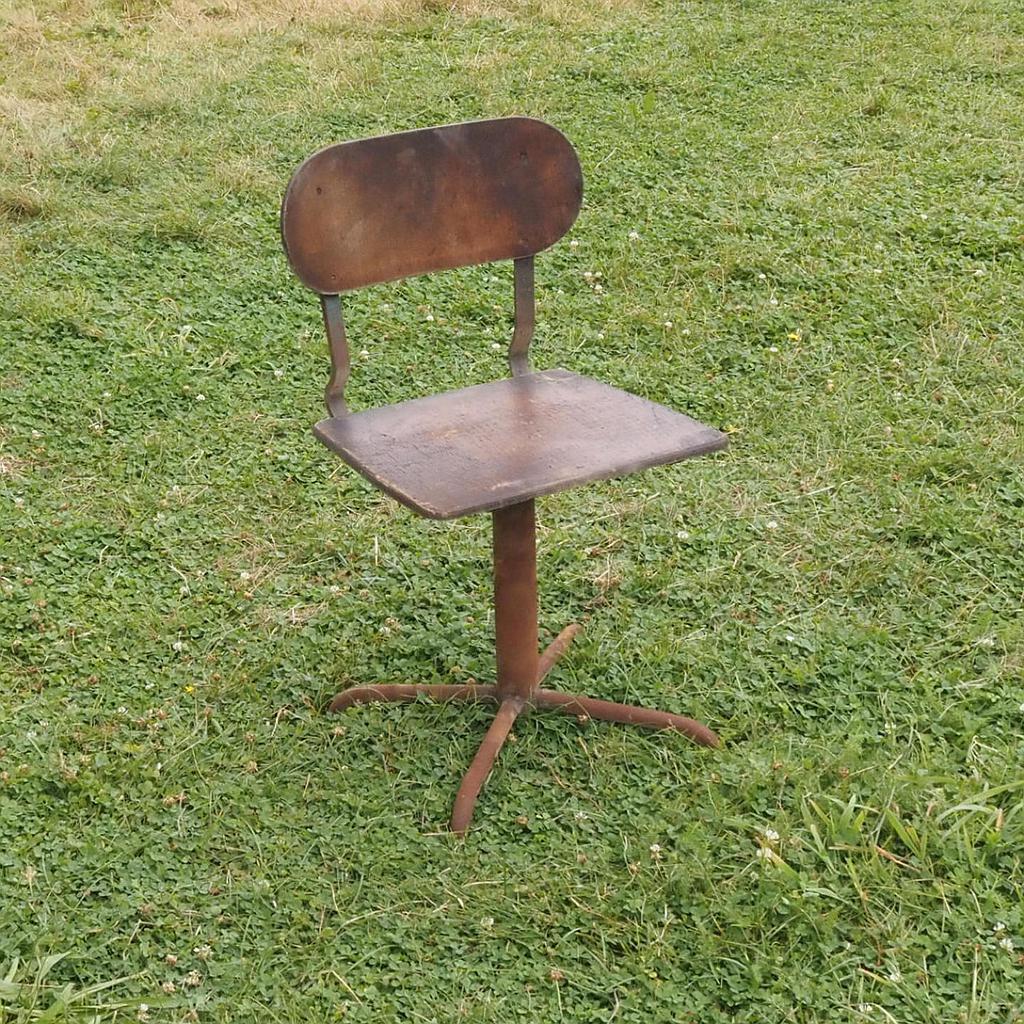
left=329, top=683, right=497, bottom=713
left=328, top=623, right=718, bottom=835
left=450, top=698, right=524, bottom=834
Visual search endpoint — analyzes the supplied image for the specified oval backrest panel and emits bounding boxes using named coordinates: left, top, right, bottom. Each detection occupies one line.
left=281, top=117, right=583, bottom=293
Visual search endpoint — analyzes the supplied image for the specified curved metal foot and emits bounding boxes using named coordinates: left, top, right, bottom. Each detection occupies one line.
left=537, top=623, right=581, bottom=684
left=534, top=689, right=719, bottom=748
left=329, top=683, right=498, bottom=714
left=450, top=698, right=524, bottom=835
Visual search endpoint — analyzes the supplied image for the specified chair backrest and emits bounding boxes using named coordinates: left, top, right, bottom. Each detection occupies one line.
left=280, top=117, right=583, bottom=294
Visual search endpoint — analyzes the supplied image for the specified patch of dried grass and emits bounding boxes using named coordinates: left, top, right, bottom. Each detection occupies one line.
left=252, top=601, right=326, bottom=628
left=6, top=0, right=637, bottom=41
left=167, top=0, right=639, bottom=33
left=0, top=451, right=32, bottom=478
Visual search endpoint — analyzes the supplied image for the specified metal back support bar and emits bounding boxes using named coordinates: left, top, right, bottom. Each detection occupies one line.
left=317, top=256, right=536, bottom=416
left=320, top=294, right=349, bottom=417
left=509, top=256, right=535, bottom=377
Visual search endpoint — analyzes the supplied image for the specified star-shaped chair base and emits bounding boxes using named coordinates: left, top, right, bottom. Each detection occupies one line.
left=329, top=501, right=718, bottom=834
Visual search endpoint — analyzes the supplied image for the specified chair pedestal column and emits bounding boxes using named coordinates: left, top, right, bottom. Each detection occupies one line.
left=492, top=500, right=539, bottom=702
left=329, top=499, right=719, bottom=835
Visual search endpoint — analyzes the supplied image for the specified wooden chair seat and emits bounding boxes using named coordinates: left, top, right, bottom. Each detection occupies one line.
left=314, top=368, right=726, bottom=519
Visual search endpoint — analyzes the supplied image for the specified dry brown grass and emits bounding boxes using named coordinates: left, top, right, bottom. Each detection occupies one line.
left=0, top=0, right=632, bottom=180
left=4, top=0, right=638, bottom=38
left=0, top=450, right=32, bottom=478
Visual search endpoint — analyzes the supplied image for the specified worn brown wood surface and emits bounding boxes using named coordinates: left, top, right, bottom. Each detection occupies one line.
left=281, top=117, right=582, bottom=294
left=313, top=369, right=727, bottom=519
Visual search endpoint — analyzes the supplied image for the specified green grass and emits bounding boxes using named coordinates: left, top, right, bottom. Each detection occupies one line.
left=2, top=0, right=1023, bottom=1020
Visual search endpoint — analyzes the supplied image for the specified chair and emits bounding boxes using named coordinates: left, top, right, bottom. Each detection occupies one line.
left=280, top=117, right=727, bottom=833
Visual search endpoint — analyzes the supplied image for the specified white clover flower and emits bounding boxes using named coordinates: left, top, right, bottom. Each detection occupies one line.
left=763, top=828, right=780, bottom=843
left=757, top=272, right=767, bottom=281
left=663, top=320, right=673, bottom=329
left=491, top=342, right=501, bottom=350
left=769, top=297, right=779, bottom=307
left=594, top=284, right=603, bottom=294
left=999, top=936, right=1014, bottom=951
left=755, top=846, right=770, bottom=860
left=676, top=530, right=689, bottom=541
left=172, top=641, right=186, bottom=652
left=583, top=271, right=593, bottom=280
left=359, top=349, right=369, bottom=358
left=785, top=634, right=796, bottom=643
left=574, top=810, right=587, bottom=821
left=569, top=239, right=579, bottom=249
left=769, top=345, right=779, bottom=353
left=425, top=314, right=434, bottom=322
left=596, top=332, right=604, bottom=340
left=628, top=230, right=640, bottom=241
left=273, top=368, right=284, bottom=378
left=766, top=520, right=779, bottom=530
left=195, top=394, right=206, bottom=402
left=480, top=916, right=494, bottom=928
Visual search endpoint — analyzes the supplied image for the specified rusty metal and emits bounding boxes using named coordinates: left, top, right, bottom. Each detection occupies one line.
left=493, top=500, right=539, bottom=701
left=534, top=689, right=719, bottom=747
left=537, top=623, right=582, bottom=685
left=508, top=256, right=535, bottom=376
left=450, top=698, right=524, bottom=835
left=329, top=683, right=497, bottom=713
left=320, top=294, right=349, bottom=417
left=282, top=120, right=726, bottom=835
left=280, top=118, right=582, bottom=294
left=313, top=369, right=727, bottom=519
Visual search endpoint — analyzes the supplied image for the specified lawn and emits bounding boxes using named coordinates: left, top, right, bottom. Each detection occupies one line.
left=2, top=0, right=1023, bottom=1019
